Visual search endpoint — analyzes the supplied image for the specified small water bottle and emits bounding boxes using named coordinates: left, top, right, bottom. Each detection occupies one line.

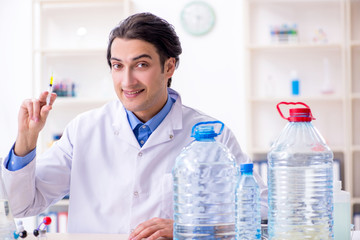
left=268, top=102, right=333, bottom=239
left=333, top=180, right=350, bottom=240
left=235, top=163, right=261, bottom=240
left=173, top=121, right=238, bottom=240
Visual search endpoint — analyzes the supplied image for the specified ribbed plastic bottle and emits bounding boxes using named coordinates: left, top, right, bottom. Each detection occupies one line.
left=235, top=163, right=261, bottom=240
left=0, top=171, right=17, bottom=240
left=333, top=180, right=350, bottom=240
left=173, top=121, right=238, bottom=240
left=267, top=102, right=333, bottom=239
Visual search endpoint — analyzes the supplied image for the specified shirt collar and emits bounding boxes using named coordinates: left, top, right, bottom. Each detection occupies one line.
left=126, top=92, right=175, bottom=132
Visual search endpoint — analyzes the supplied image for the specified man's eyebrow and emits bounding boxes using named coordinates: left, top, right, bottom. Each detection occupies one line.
left=110, top=54, right=152, bottom=62
left=110, top=57, right=122, bottom=62
left=132, top=54, right=152, bottom=61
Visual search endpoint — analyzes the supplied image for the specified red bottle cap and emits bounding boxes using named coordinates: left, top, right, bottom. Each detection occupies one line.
left=277, top=102, right=315, bottom=122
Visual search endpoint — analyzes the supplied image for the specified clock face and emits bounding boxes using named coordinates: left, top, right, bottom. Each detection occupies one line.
left=181, top=1, right=216, bottom=36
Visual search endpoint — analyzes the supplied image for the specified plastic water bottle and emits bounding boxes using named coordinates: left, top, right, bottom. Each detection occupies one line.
left=333, top=180, right=350, bottom=240
left=235, top=163, right=261, bottom=240
left=173, top=121, right=238, bottom=240
left=0, top=172, right=17, bottom=240
left=267, top=102, right=333, bottom=239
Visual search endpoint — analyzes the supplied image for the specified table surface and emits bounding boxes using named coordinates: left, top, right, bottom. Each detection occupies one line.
left=24, top=231, right=360, bottom=240
left=26, top=233, right=129, bottom=240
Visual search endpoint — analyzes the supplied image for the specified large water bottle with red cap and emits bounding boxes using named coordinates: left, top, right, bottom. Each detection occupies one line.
left=267, top=102, right=333, bottom=239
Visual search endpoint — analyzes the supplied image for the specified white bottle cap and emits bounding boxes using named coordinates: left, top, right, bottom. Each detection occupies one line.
left=333, top=180, right=350, bottom=202
left=333, top=180, right=342, bottom=192
left=291, top=70, right=298, bottom=79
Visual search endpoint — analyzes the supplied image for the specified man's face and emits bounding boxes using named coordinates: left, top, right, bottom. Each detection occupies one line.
left=110, top=38, right=175, bottom=122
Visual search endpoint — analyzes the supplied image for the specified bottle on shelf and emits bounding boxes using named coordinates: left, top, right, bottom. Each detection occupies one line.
left=321, top=57, right=334, bottom=95
left=269, top=24, right=298, bottom=44
left=267, top=102, right=333, bottom=239
left=333, top=180, right=350, bottom=240
left=173, top=121, right=238, bottom=239
left=235, top=163, right=261, bottom=240
left=290, top=70, right=300, bottom=96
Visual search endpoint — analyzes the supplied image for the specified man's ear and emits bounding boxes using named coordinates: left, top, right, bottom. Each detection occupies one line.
left=165, top=58, right=176, bottom=77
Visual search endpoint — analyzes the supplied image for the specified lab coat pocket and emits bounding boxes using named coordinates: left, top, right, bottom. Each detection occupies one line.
left=161, top=173, right=174, bottom=219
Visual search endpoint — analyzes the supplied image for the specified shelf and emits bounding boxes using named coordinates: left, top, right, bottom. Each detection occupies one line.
left=36, top=0, right=124, bottom=2
left=53, top=97, right=113, bottom=107
left=35, top=0, right=128, bottom=7
left=352, top=41, right=360, bottom=47
left=248, top=43, right=343, bottom=51
left=250, top=96, right=344, bottom=103
left=352, top=93, right=360, bottom=100
left=248, top=0, right=342, bottom=3
left=353, top=146, right=360, bottom=152
left=352, top=198, right=360, bottom=205
left=34, top=48, right=107, bottom=56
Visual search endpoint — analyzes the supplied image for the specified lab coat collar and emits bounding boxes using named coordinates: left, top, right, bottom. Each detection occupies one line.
left=111, top=88, right=183, bottom=150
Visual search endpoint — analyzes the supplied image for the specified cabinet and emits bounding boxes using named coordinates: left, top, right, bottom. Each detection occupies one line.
left=30, top=0, right=132, bottom=232
left=32, top=0, right=132, bottom=154
left=244, top=0, right=359, bottom=228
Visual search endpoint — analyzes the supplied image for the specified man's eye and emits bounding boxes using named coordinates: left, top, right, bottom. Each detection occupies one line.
left=137, top=63, right=148, bottom=68
left=112, top=64, right=122, bottom=69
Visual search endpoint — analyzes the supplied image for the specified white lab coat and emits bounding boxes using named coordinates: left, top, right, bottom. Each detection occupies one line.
left=2, top=88, right=267, bottom=233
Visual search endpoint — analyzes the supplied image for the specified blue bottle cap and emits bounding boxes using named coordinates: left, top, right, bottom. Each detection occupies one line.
left=240, top=163, right=253, bottom=173
left=193, top=125, right=217, bottom=140
left=191, top=121, right=224, bottom=141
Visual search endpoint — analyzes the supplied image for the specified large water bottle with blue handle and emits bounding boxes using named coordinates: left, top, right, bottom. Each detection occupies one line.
left=173, top=121, right=238, bottom=240
left=267, top=102, right=333, bottom=239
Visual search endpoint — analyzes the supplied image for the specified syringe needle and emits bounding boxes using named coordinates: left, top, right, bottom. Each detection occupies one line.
left=46, top=73, right=53, bottom=106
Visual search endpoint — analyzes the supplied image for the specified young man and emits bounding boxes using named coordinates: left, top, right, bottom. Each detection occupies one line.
left=3, top=13, right=267, bottom=239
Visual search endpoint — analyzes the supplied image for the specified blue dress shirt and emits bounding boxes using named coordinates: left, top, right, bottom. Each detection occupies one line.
left=126, top=94, right=175, bottom=147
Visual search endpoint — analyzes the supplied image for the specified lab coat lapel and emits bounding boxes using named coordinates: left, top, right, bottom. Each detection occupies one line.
left=111, top=89, right=183, bottom=150
left=141, top=94, right=183, bottom=150
left=112, top=101, right=140, bottom=149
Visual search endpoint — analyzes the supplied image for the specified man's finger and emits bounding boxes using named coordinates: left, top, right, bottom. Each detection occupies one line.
left=129, top=218, right=159, bottom=240
left=32, top=99, right=40, bottom=122
left=147, top=229, right=167, bottom=240
left=24, top=99, right=34, bottom=121
left=129, top=218, right=173, bottom=240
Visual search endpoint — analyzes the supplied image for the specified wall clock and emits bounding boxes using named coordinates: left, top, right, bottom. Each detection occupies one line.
left=180, top=1, right=216, bottom=36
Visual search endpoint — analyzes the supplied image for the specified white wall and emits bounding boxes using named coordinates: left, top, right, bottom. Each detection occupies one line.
left=0, top=0, right=32, bottom=157
left=0, top=0, right=247, bottom=157
left=132, top=0, right=247, bottom=149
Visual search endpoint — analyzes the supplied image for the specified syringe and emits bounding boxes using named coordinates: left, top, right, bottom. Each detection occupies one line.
left=46, top=73, right=53, bottom=106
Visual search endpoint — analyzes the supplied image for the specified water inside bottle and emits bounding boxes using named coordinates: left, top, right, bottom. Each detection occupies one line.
left=173, top=161, right=236, bottom=239
left=173, top=147, right=237, bottom=239
left=268, top=156, right=333, bottom=239
left=174, top=223, right=235, bottom=240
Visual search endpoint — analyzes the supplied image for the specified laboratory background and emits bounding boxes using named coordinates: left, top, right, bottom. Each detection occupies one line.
left=1, top=0, right=360, bottom=234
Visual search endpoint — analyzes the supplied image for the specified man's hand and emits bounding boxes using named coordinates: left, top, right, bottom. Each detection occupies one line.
left=14, top=91, right=57, bottom=156
left=128, top=217, right=173, bottom=240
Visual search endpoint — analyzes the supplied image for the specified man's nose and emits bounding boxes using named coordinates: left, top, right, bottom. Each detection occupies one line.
left=122, top=68, right=135, bottom=86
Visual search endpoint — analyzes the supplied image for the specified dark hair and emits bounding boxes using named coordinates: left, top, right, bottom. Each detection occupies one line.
left=107, top=12, right=182, bottom=87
